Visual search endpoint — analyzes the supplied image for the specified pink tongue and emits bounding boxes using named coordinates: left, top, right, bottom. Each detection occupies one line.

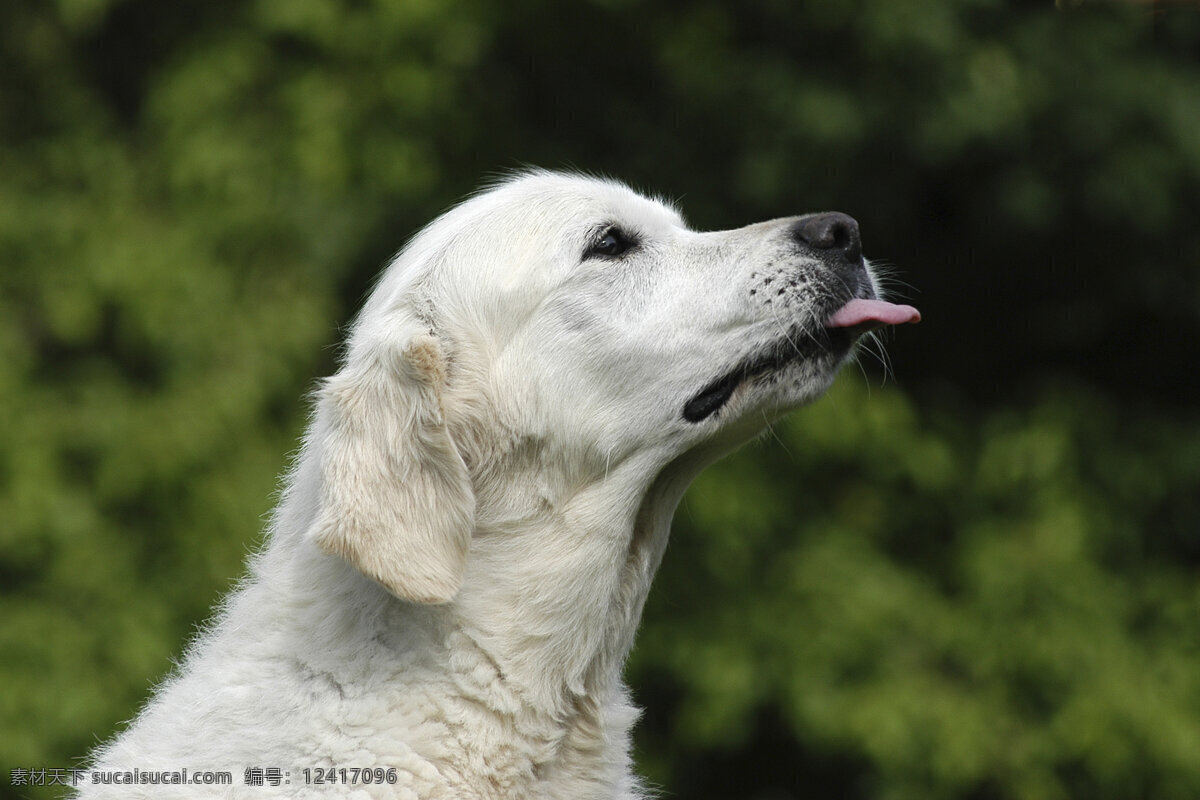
left=826, top=298, right=921, bottom=329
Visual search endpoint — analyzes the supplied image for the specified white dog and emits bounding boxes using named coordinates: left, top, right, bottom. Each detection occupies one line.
left=77, top=171, right=918, bottom=799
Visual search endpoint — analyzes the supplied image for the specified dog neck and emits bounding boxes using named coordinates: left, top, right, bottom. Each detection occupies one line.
left=447, top=446, right=704, bottom=716
left=235, top=439, right=708, bottom=795
left=269, top=408, right=735, bottom=719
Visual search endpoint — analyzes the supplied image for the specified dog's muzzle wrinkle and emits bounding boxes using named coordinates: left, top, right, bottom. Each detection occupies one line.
left=682, top=371, right=741, bottom=423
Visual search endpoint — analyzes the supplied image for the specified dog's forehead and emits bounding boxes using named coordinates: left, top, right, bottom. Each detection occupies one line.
left=487, top=172, right=686, bottom=234
left=364, top=173, right=688, bottom=326
left=435, top=174, right=687, bottom=289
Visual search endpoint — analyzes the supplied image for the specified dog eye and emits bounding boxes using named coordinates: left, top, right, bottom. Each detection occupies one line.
left=585, top=227, right=635, bottom=259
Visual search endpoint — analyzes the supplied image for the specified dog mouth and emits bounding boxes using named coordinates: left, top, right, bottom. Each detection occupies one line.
left=681, top=298, right=920, bottom=423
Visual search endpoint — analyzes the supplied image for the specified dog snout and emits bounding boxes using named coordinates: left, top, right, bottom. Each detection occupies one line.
left=791, top=212, right=862, bottom=264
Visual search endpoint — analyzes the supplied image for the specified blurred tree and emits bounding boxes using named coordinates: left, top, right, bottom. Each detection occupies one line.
left=2, top=1, right=1199, bottom=798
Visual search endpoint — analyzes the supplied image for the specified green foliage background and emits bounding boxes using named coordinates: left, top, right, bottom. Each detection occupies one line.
left=3, top=1, right=1199, bottom=798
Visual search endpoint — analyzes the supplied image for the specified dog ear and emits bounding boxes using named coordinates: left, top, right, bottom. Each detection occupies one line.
left=309, top=331, right=475, bottom=605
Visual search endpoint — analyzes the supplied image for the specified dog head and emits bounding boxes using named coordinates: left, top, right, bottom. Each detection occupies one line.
left=306, top=171, right=919, bottom=605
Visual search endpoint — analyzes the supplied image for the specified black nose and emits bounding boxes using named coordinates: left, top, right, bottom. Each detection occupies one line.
left=791, top=212, right=862, bottom=263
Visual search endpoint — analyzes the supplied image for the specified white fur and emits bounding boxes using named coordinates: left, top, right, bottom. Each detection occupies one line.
left=77, top=171, right=882, bottom=798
